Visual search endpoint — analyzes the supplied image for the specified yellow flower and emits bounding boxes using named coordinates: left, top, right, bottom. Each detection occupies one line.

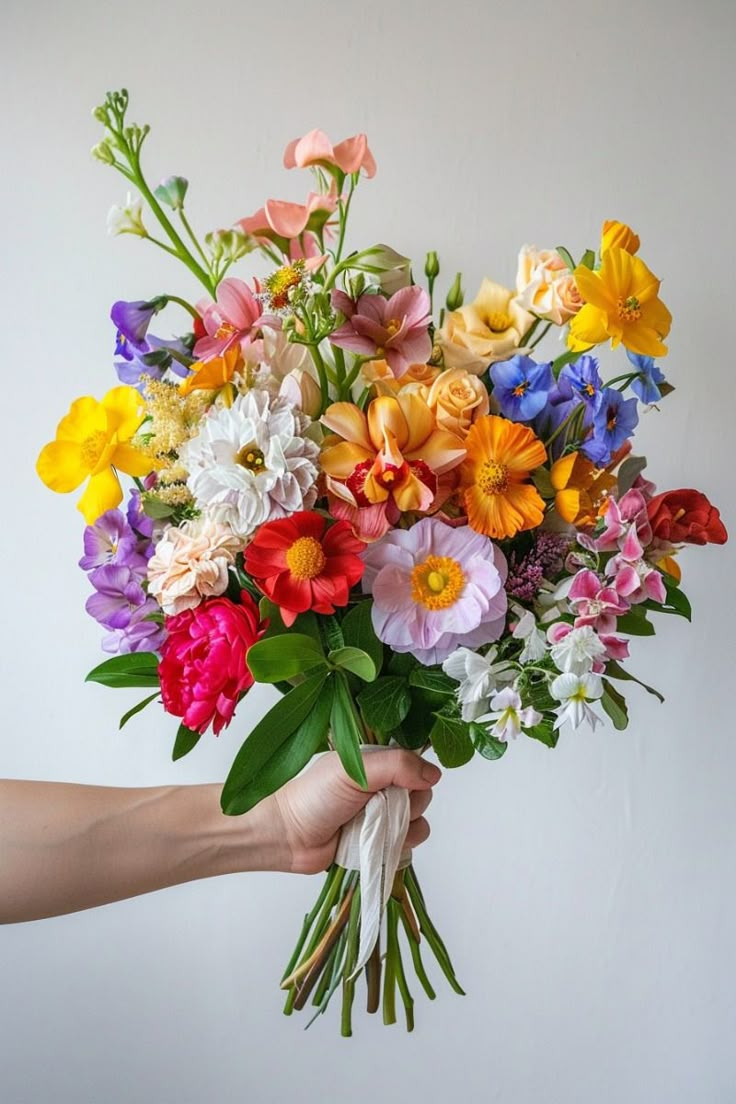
left=37, top=386, right=152, bottom=523
left=568, top=248, right=672, bottom=357
left=550, top=451, right=615, bottom=526
left=600, top=220, right=640, bottom=255
left=437, top=279, right=533, bottom=374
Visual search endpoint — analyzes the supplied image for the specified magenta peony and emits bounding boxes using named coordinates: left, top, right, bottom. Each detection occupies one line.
left=158, top=590, right=265, bottom=735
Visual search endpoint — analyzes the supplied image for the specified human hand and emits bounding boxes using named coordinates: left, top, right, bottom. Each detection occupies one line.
left=266, top=750, right=442, bottom=874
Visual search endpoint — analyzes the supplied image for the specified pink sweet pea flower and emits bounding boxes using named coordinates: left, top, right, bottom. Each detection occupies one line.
left=283, top=129, right=376, bottom=178
left=237, top=187, right=337, bottom=266
left=193, top=278, right=265, bottom=362
left=330, top=286, right=432, bottom=378
left=568, top=568, right=630, bottom=634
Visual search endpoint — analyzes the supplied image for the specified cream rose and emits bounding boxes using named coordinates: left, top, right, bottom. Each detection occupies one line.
left=436, top=278, right=534, bottom=374
left=513, top=245, right=582, bottom=325
left=425, top=367, right=490, bottom=437
left=148, top=516, right=242, bottom=616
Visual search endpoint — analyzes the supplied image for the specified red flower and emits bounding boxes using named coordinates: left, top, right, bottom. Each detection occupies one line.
left=646, top=489, right=727, bottom=546
left=158, top=591, right=265, bottom=736
left=244, top=511, right=366, bottom=625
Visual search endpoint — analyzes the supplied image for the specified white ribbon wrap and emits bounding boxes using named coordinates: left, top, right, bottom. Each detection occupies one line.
left=335, top=762, right=411, bottom=977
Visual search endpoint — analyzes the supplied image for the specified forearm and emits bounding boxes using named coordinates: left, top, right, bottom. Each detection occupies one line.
left=0, top=780, right=284, bottom=923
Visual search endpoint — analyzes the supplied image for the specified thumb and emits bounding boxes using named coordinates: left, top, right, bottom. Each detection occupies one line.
left=355, top=748, right=442, bottom=794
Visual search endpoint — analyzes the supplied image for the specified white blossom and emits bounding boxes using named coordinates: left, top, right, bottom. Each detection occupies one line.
left=549, top=624, right=606, bottom=675
left=442, top=646, right=515, bottom=722
left=551, top=672, right=604, bottom=732
left=477, top=687, right=542, bottom=742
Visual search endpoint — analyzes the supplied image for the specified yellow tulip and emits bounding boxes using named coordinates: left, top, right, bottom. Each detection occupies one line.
left=568, top=248, right=672, bottom=358
left=37, top=386, right=152, bottom=523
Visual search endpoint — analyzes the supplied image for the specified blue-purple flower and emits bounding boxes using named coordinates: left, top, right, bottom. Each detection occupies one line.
left=490, top=354, right=554, bottom=421
left=583, top=388, right=639, bottom=464
left=111, top=298, right=166, bottom=353
left=557, top=355, right=602, bottom=407
left=102, top=603, right=166, bottom=655
left=114, top=335, right=192, bottom=389
left=79, top=509, right=147, bottom=572
left=627, top=350, right=666, bottom=404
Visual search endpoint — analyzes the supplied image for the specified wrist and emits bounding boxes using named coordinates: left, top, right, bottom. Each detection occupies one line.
left=182, top=785, right=289, bottom=878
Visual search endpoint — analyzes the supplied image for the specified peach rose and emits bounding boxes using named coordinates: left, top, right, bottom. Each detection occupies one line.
left=436, top=278, right=534, bottom=374
left=148, top=516, right=242, bottom=616
left=425, top=367, right=490, bottom=437
left=514, top=245, right=582, bottom=325
left=361, top=358, right=440, bottom=396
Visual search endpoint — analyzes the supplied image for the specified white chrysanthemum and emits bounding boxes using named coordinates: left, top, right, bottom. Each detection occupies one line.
left=178, top=389, right=319, bottom=539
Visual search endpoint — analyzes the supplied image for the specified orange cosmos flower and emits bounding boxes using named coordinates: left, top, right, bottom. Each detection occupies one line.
left=459, top=415, right=547, bottom=540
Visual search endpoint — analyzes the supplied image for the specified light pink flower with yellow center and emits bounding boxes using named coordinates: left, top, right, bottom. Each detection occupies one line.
left=194, top=278, right=265, bottom=362
left=361, top=517, right=508, bottom=666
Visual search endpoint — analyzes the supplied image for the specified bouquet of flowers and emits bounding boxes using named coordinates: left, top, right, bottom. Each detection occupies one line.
left=37, top=89, right=727, bottom=1035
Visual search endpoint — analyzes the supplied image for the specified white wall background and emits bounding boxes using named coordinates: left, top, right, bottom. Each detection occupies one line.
left=1, top=1, right=735, bottom=1101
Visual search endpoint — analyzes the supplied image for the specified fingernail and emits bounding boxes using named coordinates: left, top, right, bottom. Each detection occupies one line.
left=421, top=762, right=442, bottom=784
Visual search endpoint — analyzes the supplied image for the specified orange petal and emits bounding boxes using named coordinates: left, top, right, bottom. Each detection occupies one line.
left=555, top=487, right=582, bottom=524
left=504, top=481, right=546, bottom=532
left=500, top=421, right=547, bottom=473
left=368, top=396, right=409, bottom=451
left=550, top=452, right=577, bottom=492
left=463, top=484, right=524, bottom=540
left=397, top=392, right=436, bottom=452
left=408, top=429, right=466, bottom=475
left=320, top=440, right=373, bottom=478
left=321, top=403, right=372, bottom=451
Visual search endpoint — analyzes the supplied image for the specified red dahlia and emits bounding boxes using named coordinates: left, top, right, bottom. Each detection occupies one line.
left=245, top=511, right=366, bottom=625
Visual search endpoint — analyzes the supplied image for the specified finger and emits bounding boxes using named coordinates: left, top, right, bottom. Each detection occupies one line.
left=405, top=816, right=431, bottom=849
left=409, top=788, right=432, bottom=821
left=357, top=749, right=441, bottom=795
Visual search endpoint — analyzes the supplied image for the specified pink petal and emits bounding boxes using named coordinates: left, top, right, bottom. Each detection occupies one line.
left=292, top=129, right=335, bottom=168
left=329, top=323, right=378, bottom=356
left=569, top=568, right=602, bottom=602
left=333, top=134, right=374, bottom=175
left=216, top=278, right=260, bottom=330
left=264, top=199, right=309, bottom=238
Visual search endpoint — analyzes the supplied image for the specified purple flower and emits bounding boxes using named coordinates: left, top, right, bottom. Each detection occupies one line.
left=102, top=601, right=166, bottom=655
left=86, top=564, right=149, bottom=629
left=506, top=531, right=570, bottom=601
left=490, top=354, right=553, bottom=421
left=584, top=388, right=639, bottom=465
left=111, top=298, right=166, bottom=351
left=79, top=509, right=147, bottom=573
left=127, top=490, right=155, bottom=552
left=114, top=335, right=192, bottom=390
left=557, top=355, right=603, bottom=407
left=626, top=350, right=666, bottom=404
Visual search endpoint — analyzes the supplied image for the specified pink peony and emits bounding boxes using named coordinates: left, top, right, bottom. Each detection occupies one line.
left=330, top=286, right=432, bottom=379
left=361, top=517, right=508, bottom=666
left=158, top=591, right=265, bottom=735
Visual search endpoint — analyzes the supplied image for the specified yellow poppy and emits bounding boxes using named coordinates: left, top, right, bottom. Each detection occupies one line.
left=37, top=386, right=152, bottom=523
left=568, top=248, right=672, bottom=357
left=600, top=220, right=640, bottom=255
left=550, top=451, right=616, bottom=526
left=459, top=415, right=547, bottom=540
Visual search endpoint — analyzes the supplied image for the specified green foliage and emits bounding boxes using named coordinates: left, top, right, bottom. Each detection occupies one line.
left=470, top=722, right=508, bottom=760
left=118, top=692, right=159, bottom=730
left=357, top=676, right=412, bottom=735
left=86, top=652, right=160, bottom=689
left=601, top=681, right=629, bottom=730
left=525, top=718, right=559, bottom=748
left=551, top=349, right=582, bottom=378
left=408, top=667, right=456, bottom=696
left=328, top=646, right=376, bottom=682
left=644, top=577, right=692, bottom=622
left=616, top=605, right=656, bottom=636
left=555, top=245, right=576, bottom=271
left=246, top=633, right=326, bottom=683
left=429, top=707, right=475, bottom=768
left=340, top=601, right=384, bottom=676
left=579, top=248, right=596, bottom=269
left=331, top=673, right=368, bottom=788
left=172, top=723, right=202, bottom=761
left=605, top=660, right=664, bottom=703
left=258, top=599, right=321, bottom=644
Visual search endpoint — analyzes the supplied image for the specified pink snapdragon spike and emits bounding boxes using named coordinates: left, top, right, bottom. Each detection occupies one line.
left=283, top=129, right=377, bottom=178
left=568, top=568, right=630, bottom=634
left=330, top=286, right=433, bottom=378
left=193, top=277, right=265, bottom=361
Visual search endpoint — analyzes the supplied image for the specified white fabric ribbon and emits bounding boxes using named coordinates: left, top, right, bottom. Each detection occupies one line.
left=334, top=749, right=411, bottom=978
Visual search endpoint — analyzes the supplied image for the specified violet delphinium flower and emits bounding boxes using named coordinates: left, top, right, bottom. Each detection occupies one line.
left=584, top=388, right=639, bottom=465
left=86, top=564, right=149, bottom=629
left=330, top=286, right=432, bottom=378
left=79, top=509, right=147, bottom=572
left=115, top=335, right=191, bottom=389
left=626, top=350, right=666, bottom=404
left=490, top=354, right=553, bottom=421
left=111, top=298, right=165, bottom=351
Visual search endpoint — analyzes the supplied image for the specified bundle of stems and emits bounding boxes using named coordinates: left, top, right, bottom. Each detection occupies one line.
left=281, top=862, right=464, bottom=1035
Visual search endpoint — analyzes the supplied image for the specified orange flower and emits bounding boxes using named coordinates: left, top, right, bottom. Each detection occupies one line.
left=459, top=415, right=547, bottom=539
left=550, top=451, right=616, bottom=526
left=179, top=346, right=243, bottom=397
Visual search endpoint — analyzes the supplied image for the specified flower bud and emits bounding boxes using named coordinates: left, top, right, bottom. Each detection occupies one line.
left=600, top=220, right=640, bottom=256
left=425, top=251, right=440, bottom=280
left=154, top=175, right=189, bottom=210
left=91, top=140, right=115, bottom=165
left=279, top=367, right=322, bottom=419
left=205, top=227, right=254, bottom=263
left=445, top=272, right=464, bottom=311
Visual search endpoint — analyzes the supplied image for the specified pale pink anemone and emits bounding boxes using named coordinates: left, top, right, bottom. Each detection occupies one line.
left=237, top=187, right=337, bottom=266
left=361, top=517, right=508, bottom=666
left=330, top=286, right=432, bottom=379
left=193, top=278, right=267, bottom=362
left=283, top=129, right=376, bottom=178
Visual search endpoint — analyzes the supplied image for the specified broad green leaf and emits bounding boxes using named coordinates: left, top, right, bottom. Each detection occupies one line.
left=388, top=723, right=427, bottom=751
left=469, top=722, right=508, bottom=760
left=246, top=633, right=326, bottom=683
left=357, top=676, right=412, bottom=735
left=221, top=670, right=329, bottom=814
left=617, top=455, right=648, bottom=496
left=605, top=659, right=664, bottom=703
left=429, top=709, right=474, bottom=768
left=258, top=600, right=321, bottom=644
left=616, top=607, right=656, bottom=636
left=328, top=646, right=376, bottom=682
left=525, top=719, right=559, bottom=748
left=601, top=681, right=629, bottom=730
left=555, top=245, right=576, bottom=271
left=221, top=680, right=334, bottom=815
left=119, top=691, right=159, bottom=730
left=660, top=578, right=692, bottom=621
left=86, top=652, right=160, bottom=689
left=141, top=496, right=176, bottom=520
left=532, top=467, right=555, bottom=498
left=331, top=673, right=368, bottom=788
left=387, top=651, right=417, bottom=677
left=173, top=723, right=202, bottom=761
left=341, top=601, right=384, bottom=676
left=408, top=667, right=456, bottom=696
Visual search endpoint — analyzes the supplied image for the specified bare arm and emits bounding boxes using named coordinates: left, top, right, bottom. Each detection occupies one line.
left=0, top=751, right=440, bottom=923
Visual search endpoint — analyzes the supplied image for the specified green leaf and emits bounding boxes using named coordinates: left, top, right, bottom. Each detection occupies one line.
left=429, top=709, right=474, bottom=768
left=328, top=646, right=376, bottom=682
left=141, top=496, right=176, bottom=520
left=331, top=673, right=368, bottom=788
left=221, top=669, right=329, bottom=814
left=86, top=652, right=160, bottom=689
left=525, top=718, right=559, bottom=748
left=357, top=676, right=412, bottom=735
left=555, top=245, right=576, bottom=271
left=652, top=578, right=692, bottom=621
left=579, top=248, right=596, bottom=270
left=616, top=607, right=656, bottom=636
left=551, top=349, right=582, bottom=378
left=604, top=659, right=664, bottom=703
left=259, top=600, right=321, bottom=644
left=118, top=691, right=159, bottom=730
left=601, top=681, right=629, bottom=730
left=245, top=633, right=326, bottom=683
left=408, top=667, right=456, bottom=696
left=173, top=723, right=202, bottom=761
left=532, top=466, right=555, bottom=498
left=388, top=723, right=427, bottom=751
left=387, top=651, right=417, bottom=677
left=222, top=680, right=334, bottom=815
left=469, top=722, right=508, bottom=760
left=617, top=455, right=648, bottom=496
left=340, top=601, right=384, bottom=676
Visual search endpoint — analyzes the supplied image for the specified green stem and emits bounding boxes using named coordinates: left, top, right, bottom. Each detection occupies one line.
left=383, top=908, right=398, bottom=1026
left=389, top=900, right=415, bottom=1031
left=530, top=321, right=553, bottom=349
left=332, top=176, right=357, bottom=268
left=281, top=865, right=338, bottom=983
left=544, top=401, right=584, bottom=450
left=308, top=344, right=331, bottom=413
left=604, top=371, right=639, bottom=390
left=340, top=885, right=362, bottom=1037
left=520, top=317, right=541, bottom=346
left=165, top=294, right=199, bottom=320
left=178, top=209, right=211, bottom=269
left=397, top=904, right=436, bottom=1001
left=405, top=867, right=465, bottom=996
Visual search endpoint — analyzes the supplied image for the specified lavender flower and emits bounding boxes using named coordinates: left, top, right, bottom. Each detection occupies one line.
left=102, top=600, right=166, bottom=655
left=506, top=531, right=570, bottom=601
left=79, top=509, right=147, bottom=572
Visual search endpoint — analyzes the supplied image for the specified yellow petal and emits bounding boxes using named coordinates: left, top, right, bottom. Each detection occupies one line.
left=56, top=397, right=106, bottom=443
left=572, top=265, right=615, bottom=313
left=396, top=392, right=435, bottom=452
left=321, top=440, right=373, bottom=478
left=102, top=385, right=145, bottom=440
left=368, top=396, right=408, bottom=451
left=601, top=220, right=640, bottom=255
left=321, top=403, right=372, bottom=451
left=550, top=452, right=578, bottom=492
left=555, top=487, right=582, bottom=523
left=77, top=468, right=123, bottom=524
left=111, top=442, right=154, bottom=478
left=567, top=304, right=610, bottom=351
left=36, top=440, right=87, bottom=493
left=472, top=278, right=512, bottom=318
left=408, top=429, right=466, bottom=475
left=627, top=253, right=662, bottom=305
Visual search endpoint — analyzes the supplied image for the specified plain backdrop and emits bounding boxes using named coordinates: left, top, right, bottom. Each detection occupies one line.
left=1, top=1, right=734, bottom=1101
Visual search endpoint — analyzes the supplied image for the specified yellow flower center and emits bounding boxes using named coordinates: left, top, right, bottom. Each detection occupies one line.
left=265, top=261, right=305, bottom=309
left=478, top=459, right=509, bottom=495
left=285, top=536, right=326, bottom=581
left=485, top=310, right=513, bottom=333
left=215, top=321, right=238, bottom=340
left=236, top=445, right=266, bottom=473
left=617, top=295, right=641, bottom=322
left=385, top=318, right=401, bottom=338
left=81, top=430, right=109, bottom=470
left=411, top=555, right=466, bottom=610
